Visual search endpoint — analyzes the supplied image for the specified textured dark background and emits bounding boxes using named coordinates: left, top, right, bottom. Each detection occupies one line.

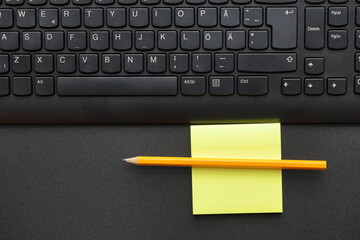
left=0, top=125, right=359, bottom=240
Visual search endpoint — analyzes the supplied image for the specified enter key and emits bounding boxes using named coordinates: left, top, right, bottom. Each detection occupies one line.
left=267, top=7, right=297, bottom=50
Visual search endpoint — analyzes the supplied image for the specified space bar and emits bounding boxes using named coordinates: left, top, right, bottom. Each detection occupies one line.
left=57, top=77, right=178, bottom=96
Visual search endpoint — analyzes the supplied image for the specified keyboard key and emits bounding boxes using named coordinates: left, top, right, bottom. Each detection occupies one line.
left=118, top=0, right=137, bottom=4
left=181, top=76, right=206, bottom=96
left=113, top=31, right=132, bottom=50
left=0, top=54, right=10, bottom=73
left=50, top=0, right=70, bottom=5
left=192, top=53, right=211, bottom=73
left=175, top=8, right=194, bottom=28
left=238, top=76, right=268, bottom=96
left=68, top=31, right=87, bottom=51
left=226, top=30, right=245, bottom=50
left=62, top=9, right=81, bottom=28
left=327, top=78, right=346, bottom=95
left=357, top=7, right=360, bottom=26
left=45, top=31, right=65, bottom=51
left=356, top=53, right=360, bottom=72
left=147, top=54, right=166, bottom=73
left=181, top=31, right=200, bottom=50
left=356, top=30, right=360, bottom=49
left=232, top=0, right=250, bottom=3
left=84, top=9, right=103, bottom=28
left=304, top=78, right=324, bottom=95
left=58, top=77, right=178, bottom=96
left=305, top=7, right=325, bottom=49
left=186, top=0, right=205, bottom=3
left=79, top=54, right=99, bottom=73
left=209, top=76, right=234, bottom=96
left=129, top=8, right=149, bottom=28
left=90, top=31, right=109, bottom=50
left=220, top=8, right=240, bottom=28
left=198, top=8, right=217, bottom=27
left=16, top=9, right=36, bottom=28
left=163, top=0, right=182, bottom=4
left=13, top=77, right=32, bottom=96
left=12, top=54, right=31, bottom=73
left=135, top=31, right=155, bottom=50
left=23, top=32, right=42, bottom=51
left=141, top=0, right=160, bottom=4
left=267, top=7, right=297, bottom=49
left=248, top=30, right=268, bottom=50
left=169, top=54, right=189, bottom=73
left=328, top=30, right=347, bottom=50
left=243, top=7, right=263, bottom=27
left=209, top=0, right=228, bottom=3
left=124, top=54, right=144, bottom=73
left=203, top=31, right=222, bottom=50
left=355, top=76, right=360, bottom=94
left=328, top=0, right=347, bottom=3
left=305, top=0, right=324, bottom=2
left=35, top=54, right=54, bottom=73
left=238, top=53, right=297, bottom=73
left=215, top=53, right=234, bottom=73
left=255, top=0, right=297, bottom=2
left=95, top=0, right=115, bottom=4
left=0, top=9, right=14, bottom=28
left=305, top=58, right=324, bottom=75
left=73, top=0, right=92, bottom=5
left=282, top=78, right=302, bottom=96
left=102, top=54, right=121, bottom=73
left=27, top=0, right=47, bottom=5
left=39, top=9, right=59, bottom=28
left=57, top=54, right=76, bottom=73
left=35, top=77, right=55, bottom=96
left=5, top=0, right=24, bottom=5
left=0, top=32, right=19, bottom=51
left=328, top=7, right=348, bottom=27
left=158, top=31, right=177, bottom=50
left=0, top=77, right=10, bottom=96
left=107, top=8, right=126, bottom=28
left=152, top=8, right=172, bottom=28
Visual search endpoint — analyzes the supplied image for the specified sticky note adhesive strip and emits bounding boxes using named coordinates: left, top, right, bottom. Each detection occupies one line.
left=191, top=123, right=283, bottom=215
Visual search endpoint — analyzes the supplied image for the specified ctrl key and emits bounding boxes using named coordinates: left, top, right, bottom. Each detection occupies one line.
left=181, top=76, right=206, bottom=96
left=0, top=77, right=10, bottom=96
left=237, top=76, right=268, bottom=96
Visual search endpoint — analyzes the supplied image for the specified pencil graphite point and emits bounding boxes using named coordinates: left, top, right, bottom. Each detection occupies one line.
left=123, top=157, right=138, bottom=164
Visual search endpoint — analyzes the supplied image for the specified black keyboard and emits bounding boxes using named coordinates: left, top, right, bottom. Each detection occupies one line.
left=0, top=0, right=359, bottom=123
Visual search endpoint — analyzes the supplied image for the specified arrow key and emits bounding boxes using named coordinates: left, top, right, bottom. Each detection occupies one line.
left=327, top=78, right=347, bottom=96
left=282, top=78, right=301, bottom=96
left=305, top=58, right=324, bottom=75
left=305, top=78, right=324, bottom=96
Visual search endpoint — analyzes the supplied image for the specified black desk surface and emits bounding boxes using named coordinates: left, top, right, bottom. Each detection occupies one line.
left=0, top=125, right=359, bottom=240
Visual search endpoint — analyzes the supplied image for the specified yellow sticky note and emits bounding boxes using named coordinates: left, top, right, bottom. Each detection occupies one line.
left=191, top=123, right=282, bottom=215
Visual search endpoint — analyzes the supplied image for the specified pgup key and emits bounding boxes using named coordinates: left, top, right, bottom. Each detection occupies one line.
left=267, top=7, right=297, bottom=50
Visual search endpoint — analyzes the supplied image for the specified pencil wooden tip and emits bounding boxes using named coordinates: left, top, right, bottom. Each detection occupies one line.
left=123, top=157, right=138, bottom=164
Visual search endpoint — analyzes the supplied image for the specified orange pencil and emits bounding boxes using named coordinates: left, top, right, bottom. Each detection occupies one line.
left=123, top=156, right=327, bottom=170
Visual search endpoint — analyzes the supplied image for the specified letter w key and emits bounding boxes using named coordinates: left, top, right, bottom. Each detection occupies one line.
left=16, top=9, right=36, bottom=28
